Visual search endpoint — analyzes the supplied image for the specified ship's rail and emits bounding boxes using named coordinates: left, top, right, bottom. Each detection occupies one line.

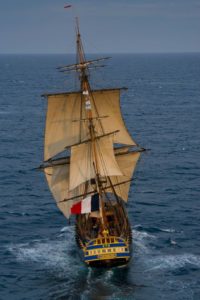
left=86, top=236, right=125, bottom=247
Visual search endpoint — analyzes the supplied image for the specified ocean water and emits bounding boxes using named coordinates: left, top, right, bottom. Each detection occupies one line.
left=0, top=53, right=200, bottom=300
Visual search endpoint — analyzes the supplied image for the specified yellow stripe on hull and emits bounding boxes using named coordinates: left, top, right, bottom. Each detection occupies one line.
left=83, top=236, right=131, bottom=265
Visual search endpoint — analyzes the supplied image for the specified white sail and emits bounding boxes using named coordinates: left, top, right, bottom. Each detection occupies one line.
left=44, top=165, right=70, bottom=218
left=44, top=164, right=94, bottom=218
left=69, top=134, right=123, bottom=190
left=105, top=151, right=141, bottom=202
left=44, top=89, right=136, bottom=160
left=44, top=150, right=140, bottom=218
left=44, top=92, right=87, bottom=161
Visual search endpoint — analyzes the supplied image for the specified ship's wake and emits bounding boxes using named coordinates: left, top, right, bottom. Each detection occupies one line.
left=8, top=225, right=200, bottom=299
left=9, top=226, right=80, bottom=275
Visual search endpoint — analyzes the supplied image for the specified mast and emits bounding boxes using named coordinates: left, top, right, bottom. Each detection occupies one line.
left=74, top=18, right=138, bottom=231
left=75, top=18, right=107, bottom=227
left=42, top=18, right=142, bottom=222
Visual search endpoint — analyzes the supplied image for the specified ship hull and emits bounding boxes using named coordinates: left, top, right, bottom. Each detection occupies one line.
left=76, top=234, right=132, bottom=268
left=75, top=196, right=133, bottom=267
left=86, top=257, right=130, bottom=268
left=75, top=215, right=132, bottom=268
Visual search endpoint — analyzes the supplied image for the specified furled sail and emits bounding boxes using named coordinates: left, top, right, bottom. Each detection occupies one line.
left=70, top=134, right=123, bottom=190
left=44, top=89, right=136, bottom=161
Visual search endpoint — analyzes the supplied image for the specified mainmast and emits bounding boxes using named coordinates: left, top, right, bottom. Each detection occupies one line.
left=75, top=19, right=138, bottom=231
left=75, top=18, right=107, bottom=226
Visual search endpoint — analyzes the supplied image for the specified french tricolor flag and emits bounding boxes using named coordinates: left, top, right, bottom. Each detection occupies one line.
left=70, top=193, right=99, bottom=215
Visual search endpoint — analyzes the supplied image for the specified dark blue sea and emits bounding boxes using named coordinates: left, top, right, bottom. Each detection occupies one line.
left=0, top=53, right=200, bottom=300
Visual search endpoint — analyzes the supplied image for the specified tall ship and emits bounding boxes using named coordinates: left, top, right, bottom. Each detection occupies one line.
left=39, top=19, right=144, bottom=267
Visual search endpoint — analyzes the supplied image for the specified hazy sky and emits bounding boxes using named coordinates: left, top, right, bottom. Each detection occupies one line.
left=0, top=0, right=200, bottom=54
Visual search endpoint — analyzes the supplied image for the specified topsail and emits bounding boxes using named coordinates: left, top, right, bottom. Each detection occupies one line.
left=44, top=89, right=137, bottom=161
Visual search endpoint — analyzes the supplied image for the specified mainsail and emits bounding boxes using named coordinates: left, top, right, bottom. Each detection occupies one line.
left=44, top=89, right=137, bottom=161
left=70, top=134, right=123, bottom=190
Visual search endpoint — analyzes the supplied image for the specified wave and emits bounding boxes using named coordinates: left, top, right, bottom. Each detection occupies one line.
left=131, top=227, right=200, bottom=273
left=143, top=253, right=200, bottom=272
left=8, top=226, right=156, bottom=274
left=133, top=224, right=177, bottom=233
left=8, top=226, right=200, bottom=275
left=8, top=226, right=82, bottom=276
left=9, top=240, right=73, bottom=269
left=133, top=228, right=156, bottom=254
left=7, top=225, right=200, bottom=300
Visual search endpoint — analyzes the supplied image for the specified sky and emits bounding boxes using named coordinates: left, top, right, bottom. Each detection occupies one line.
left=0, top=0, right=200, bottom=54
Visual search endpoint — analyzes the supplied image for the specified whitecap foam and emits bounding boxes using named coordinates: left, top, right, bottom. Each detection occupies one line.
left=60, top=226, right=68, bottom=232
left=159, top=228, right=176, bottom=233
left=9, top=239, right=72, bottom=268
left=104, top=270, right=114, bottom=280
left=132, top=229, right=156, bottom=240
left=169, top=239, right=177, bottom=246
left=132, top=229, right=156, bottom=254
left=144, top=254, right=200, bottom=272
left=8, top=226, right=80, bottom=275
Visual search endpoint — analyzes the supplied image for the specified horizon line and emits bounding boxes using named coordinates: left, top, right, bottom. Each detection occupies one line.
left=0, top=51, right=200, bottom=55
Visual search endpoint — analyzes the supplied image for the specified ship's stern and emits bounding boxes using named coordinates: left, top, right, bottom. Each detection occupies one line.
left=83, top=236, right=131, bottom=267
